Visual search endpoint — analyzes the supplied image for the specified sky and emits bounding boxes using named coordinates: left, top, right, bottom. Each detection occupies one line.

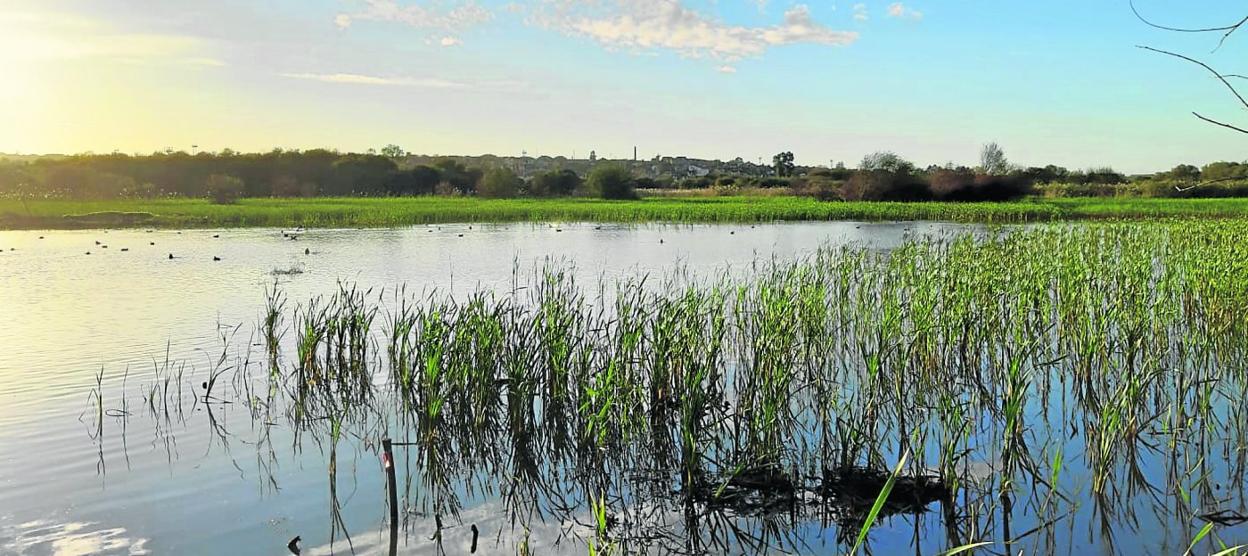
left=0, top=0, right=1245, bottom=173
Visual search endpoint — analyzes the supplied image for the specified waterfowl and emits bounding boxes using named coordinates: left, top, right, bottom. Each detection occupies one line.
left=287, top=536, right=301, bottom=554
left=168, top=253, right=174, bottom=259
left=213, top=256, right=221, bottom=261
left=304, top=248, right=310, bottom=255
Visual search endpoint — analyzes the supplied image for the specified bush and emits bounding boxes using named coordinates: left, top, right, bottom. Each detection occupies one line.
left=205, top=174, right=245, bottom=204
left=478, top=167, right=521, bottom=198
left=585, top=164, right=638, bottom=200
left=928, top=168, right=977, bottom=200
left=529, top=169, right=581, bottom=197
left=842, top=170, right=929, bottom=201
left=792, top=176, right=842, bottom=201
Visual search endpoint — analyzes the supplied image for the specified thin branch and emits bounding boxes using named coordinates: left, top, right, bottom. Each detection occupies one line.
left=1129, top=0, right=1248, bottom=50
left=1138, top=45, right=1248, bottom=111
left=1174, top=175, right=1245, bottom=193
left=1192, top=112, right=1248, bottom=136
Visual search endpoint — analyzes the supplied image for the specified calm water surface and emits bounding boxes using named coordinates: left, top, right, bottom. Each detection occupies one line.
left=0, top=221, right=964, bottom=555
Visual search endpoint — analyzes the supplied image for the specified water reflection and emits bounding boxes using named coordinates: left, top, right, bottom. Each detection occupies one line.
left=7, top=222, right=1248, bottom=554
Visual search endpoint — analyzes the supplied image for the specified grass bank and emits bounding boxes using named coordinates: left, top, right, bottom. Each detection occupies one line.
left=4, top=196, right=1248, bottom=229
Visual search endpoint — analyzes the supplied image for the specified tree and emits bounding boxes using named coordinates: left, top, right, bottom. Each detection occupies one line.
left=205, top=174, right=245, bottom=204
left=329, top=155, right=397, bottom=195
left=380, top=144, right=405, bottom=158
left=979, top=142, right=1011, bottom=175
left=529, top=168, right=581, bottom=197
left=432, top=159, right=481, bottom=194
left=772, top=151, right=795, bottom=177
left=585, top=164, right=637, bottom=200
left=1163, top=164, right=1202, bottom=182
left=478, top=167, right=521, bottom=198
left=859, top=151, right=916, bottom=174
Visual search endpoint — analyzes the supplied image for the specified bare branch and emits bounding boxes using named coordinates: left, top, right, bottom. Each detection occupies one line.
left=1192, top=112, right=1248, bottom=135
left=1174, top=175, right=1244, bottom=193
left=1138, top=45, right=1248, bottom=111
left=1129, top=0, right=1248, bottom=50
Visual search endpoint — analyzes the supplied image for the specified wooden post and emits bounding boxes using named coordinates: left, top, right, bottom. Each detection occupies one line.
left=382, top=439, right=398, bottom=556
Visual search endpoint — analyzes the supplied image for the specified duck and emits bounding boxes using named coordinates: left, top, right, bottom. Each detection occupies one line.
left=304, top=248, right=310, bottom=255
left=213, top=256, right=221, bottom=261
left=168, top=253, right=174, bottom=260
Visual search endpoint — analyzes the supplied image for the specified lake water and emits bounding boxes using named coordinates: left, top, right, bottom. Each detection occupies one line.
left=0, top=221, right=971, bottom=555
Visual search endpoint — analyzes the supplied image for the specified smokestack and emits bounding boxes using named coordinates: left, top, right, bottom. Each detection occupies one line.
left=633, top=146, right=637, bottom=161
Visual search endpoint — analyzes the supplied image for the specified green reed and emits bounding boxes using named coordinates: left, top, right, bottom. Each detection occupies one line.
left=225, top=219, right=1248, bottom=554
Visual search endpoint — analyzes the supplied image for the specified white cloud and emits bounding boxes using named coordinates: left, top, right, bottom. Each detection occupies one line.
left=887, top=3, right=922, bottom=20
left=717, top=64, right=737, bottom=73
left=439, top=36, right=462, bottom=47
left=335, top=0, right=492, bottom=31
left=280, top=72, right=468, bottom=89
left=532, top=1, right=857, bottom=61
left=852, top=3, right=868, bottom=22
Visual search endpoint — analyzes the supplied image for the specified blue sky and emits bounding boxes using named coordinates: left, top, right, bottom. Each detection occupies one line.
left=1, top=0, right=1245, bottom=172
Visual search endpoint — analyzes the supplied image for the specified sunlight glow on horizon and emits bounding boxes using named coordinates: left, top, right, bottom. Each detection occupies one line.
left=1, top=1, right=1246, bottom=173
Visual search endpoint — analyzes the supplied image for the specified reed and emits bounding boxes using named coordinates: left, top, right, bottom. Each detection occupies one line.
left=99, top=219, right=1248, bottom=554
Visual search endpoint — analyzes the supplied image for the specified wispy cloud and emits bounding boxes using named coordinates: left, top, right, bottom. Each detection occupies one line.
left=887, top=3, right=923, bottom=20
left=852, top=3, right=869, bottom=22
left=717, top=64, right=737, bottom=74
left=530, top=1, right=857, bottom=61
left=334, top=0, right=492, bottom=31
left=279, top=72, right=469, bottom=88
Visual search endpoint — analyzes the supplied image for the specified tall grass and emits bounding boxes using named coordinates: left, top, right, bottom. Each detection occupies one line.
left=13, top=196, right=1248, bottom=229
left=105, top=219, right=1248, bottom=554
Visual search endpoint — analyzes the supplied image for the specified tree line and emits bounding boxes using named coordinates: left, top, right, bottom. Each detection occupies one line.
left=0, top=149, right=639, bottom=202
left=0, top=146, right=1244, bottom=202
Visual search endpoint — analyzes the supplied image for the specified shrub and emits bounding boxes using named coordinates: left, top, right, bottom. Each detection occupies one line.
left=585, top=164, right=638, bottom=200
left=529, top=169, right=581, bottom=197
left=792, top=176, right=842, bottom=201
left=478, top=167, right=521, bottom=198
left=842, top=170, right=929, bottom=201
left=205, top=174, right=245, bottom=204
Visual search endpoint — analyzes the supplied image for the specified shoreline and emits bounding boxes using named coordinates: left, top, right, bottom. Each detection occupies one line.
left=3, top=196, right=1248, bottom=230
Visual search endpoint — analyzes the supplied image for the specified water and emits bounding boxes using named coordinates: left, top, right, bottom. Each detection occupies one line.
left=0, top=221, right=967, bottom=555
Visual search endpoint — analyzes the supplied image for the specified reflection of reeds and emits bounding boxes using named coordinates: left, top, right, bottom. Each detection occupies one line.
left=96, top=221, right=1248, bottom=554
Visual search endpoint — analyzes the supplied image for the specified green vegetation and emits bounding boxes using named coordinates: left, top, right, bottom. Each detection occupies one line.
left=116, top=220, right=1248, bottom=553
left=7, top=196, right=1248, bottom=229
left=6, top=196, right=1248, bottom=229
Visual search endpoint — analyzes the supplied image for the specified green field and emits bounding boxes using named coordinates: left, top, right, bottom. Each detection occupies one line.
left=3, top=196, right=1248, bottom=229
